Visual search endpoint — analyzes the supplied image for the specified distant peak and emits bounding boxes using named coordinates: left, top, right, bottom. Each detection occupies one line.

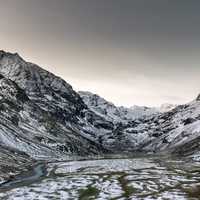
left=0, top=50, right=13, bottom=55
left=0, top=50, right=6, bottom=58
left=0, top=50, right=22, bottom=60
left=0, top=50, right=6, bottom=54
left=196, top=94, right=200, bottom=101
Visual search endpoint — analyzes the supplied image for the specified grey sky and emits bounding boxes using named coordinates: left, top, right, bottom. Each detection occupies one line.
left=0, top=0, right=200, bottom=106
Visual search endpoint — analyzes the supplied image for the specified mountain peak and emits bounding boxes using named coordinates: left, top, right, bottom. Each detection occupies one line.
left=0, top=50, right=86, bottom=119
left=196, top=94, right=200, bottom=101
left=0, top=50, right=20, bottom=58
left=0, top=50, right=6, bottom=55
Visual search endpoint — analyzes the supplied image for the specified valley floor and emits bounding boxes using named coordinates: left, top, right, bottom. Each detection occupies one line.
left=0, top=155, right=200, bottom=200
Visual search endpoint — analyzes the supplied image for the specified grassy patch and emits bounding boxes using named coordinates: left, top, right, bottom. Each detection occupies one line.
left=79, top=185, right=99, bottom=200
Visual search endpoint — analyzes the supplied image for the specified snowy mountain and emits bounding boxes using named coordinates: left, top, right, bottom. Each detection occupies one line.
left=0, top=51, right=109, bottom=158
left=79, top=89, right=200, bottom=157
left=0, top=50, right=200, bottom=180
left=79, top=91, right=159, bottom=124
left=158, top=103, right=177, bottom=113
left=79, top=91, right=176, bottom=124
left=98, top=99, right=200, bottom=156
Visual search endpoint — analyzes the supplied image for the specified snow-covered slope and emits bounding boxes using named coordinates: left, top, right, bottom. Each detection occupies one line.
left=0, top=51, right=109, bottom=160
left=98, top=99, right=200, bottom=157
left=79, top=91, right=200, bottom=158
left=79, top=91, right=177, bottom=125
left=79, top=91, right=159, bottom=124
left=0, top=145, right=33, bottom=183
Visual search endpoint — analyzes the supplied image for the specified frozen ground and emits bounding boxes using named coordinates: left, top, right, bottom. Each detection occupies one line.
left=0, top=155, right=200, bottom=200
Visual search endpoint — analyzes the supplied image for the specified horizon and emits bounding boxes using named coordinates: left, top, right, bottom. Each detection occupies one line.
left=1, top=1, right=200, bottom=107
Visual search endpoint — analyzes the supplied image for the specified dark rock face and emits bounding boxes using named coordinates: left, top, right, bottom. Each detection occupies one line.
left=196, top=94, right=200, bottom=101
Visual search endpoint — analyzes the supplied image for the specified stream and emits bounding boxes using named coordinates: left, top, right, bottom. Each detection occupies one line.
left=0, top=155, right=200, bottom=199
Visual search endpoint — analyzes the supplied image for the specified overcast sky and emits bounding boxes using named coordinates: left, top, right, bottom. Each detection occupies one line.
left=0, top=0, right=200, bottom=106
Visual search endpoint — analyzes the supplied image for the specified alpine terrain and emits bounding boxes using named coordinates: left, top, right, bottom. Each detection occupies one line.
left=0, top=51, right=200, bottom=199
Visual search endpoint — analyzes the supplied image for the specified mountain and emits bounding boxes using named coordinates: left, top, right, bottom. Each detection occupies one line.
left=79, top=89, right=200, bottom=157
left=0, top=51, right=115, bottom=180
left=79, top=91, right=159, bottom=124
left=79, top=91, right=177, bottom=124
left=97, top=99, right=200, bottom=156
left=0, top=50, right=200, bottom=181
left=79, top=91, right=200, bottom=154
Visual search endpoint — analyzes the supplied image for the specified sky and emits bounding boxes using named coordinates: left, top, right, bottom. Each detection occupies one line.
left=0, top=0, right=200, bottom=107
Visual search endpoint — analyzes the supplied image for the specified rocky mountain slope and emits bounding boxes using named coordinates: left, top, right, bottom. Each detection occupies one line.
left=100, top=99, right=200, bottom=155
left=0, top=51, right=112, bottom=180
left=0, top=50, right=200, bottom=181
left=79, top=91, right=176, bottom=125
left=79, top=91, right=159, bottom=124
left=79, top=90, right=200, bottom=157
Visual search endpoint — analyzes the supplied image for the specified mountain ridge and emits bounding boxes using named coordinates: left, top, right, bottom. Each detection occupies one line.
left=79, top=91, right=177, bottom=125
